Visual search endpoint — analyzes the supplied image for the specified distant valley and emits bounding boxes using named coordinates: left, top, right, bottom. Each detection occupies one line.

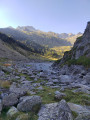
left=0, top=26, right=82, bottom=61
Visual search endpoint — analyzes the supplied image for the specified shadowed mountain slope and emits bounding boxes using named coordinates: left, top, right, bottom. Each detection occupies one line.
left=53, top=22, right=90, bottom=67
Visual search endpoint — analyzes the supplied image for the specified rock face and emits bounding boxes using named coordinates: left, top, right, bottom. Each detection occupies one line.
left=53, top=21, right=90, bottom=66
left=17, top=96, right=42, bottom=112
left=38, top=100, right=73, bottom=120
left=72, top=22, right=90, bottom=59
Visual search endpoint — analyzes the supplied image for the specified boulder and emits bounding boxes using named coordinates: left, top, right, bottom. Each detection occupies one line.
left=10, top=83, right=27, bottom=97
left=2, top=93, right=19, bottom=107
left=38, top=99, right=73, bottom=120
left=59, top=75, right=72, bottom=84
left=17, top=96, right=42, bottom=112
left=58, top=100, right=73, bottom=120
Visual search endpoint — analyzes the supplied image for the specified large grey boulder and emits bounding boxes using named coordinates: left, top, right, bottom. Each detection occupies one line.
left=2, top=93, right=19, bottom=107
left=17, top=96, right=42, bottom=112
left=38, top=99, right=73, bottom=120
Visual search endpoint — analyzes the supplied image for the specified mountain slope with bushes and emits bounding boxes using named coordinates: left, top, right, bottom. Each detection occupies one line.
left=0, top=32, right=60, bottom=61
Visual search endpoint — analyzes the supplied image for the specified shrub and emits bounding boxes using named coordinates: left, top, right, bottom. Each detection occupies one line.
left=0, top=80, right=11, bottom=88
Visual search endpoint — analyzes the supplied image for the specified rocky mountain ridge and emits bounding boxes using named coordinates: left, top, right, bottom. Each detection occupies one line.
left=0, top=32, right=61, bottom=61
left=54, top=22, right=90, bottom=66
left=0, top=27, right=71, bottom=48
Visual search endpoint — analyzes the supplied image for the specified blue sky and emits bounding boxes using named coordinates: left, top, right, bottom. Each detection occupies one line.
left=0, top=0, right=90, bottom=33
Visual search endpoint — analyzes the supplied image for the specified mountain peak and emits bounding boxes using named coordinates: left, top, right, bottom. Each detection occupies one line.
left=83, top=21, right=90, bottom=36
left=17, top=26, right=36, bottom=32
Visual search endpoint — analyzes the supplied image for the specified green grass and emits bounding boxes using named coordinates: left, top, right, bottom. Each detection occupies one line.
left=67, top=56, right=90, bottom=68
left=0, top=107, right=10, bottom=120
left=0, top=108, right=38, bottom=120
left=63, top=89, right=90, bottom=106
left=34, top=86, right=90, bottom=106
left=0, top=86, right=90, bottom=120
left=72, top=111, right=78, bottom=119
left=34, top=86, right=59, bottom=104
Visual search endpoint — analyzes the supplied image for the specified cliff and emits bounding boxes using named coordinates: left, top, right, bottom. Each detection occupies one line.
left=54, top=22, right=90, bottom=67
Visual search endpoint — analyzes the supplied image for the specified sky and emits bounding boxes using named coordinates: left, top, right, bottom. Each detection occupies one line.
left=0, top=0, right=90, bottom=34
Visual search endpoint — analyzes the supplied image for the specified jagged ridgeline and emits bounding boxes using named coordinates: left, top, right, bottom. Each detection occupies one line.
left=0, top=26, right=83, bottom=61
left=0, top=32, right=61, bottom=60
left=0, top=26, right=71, bottom=48
left=54, top=22, right=90, bottom=67
left=0, top=27, right=73, bottom=60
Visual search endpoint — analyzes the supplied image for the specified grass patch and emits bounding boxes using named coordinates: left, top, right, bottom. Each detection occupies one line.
left=0, top=109, right=38, bottom=120
left=67, top=56, right=90, bottom=68
left=34, top=86, right=59, bottom=104
left=0, top=107, right=10, bottom=120
left=63, top=89, right=90, bottom=106
left=72, top=111, right=78, bottom=119
left=35, top=86, right=90, bottom=105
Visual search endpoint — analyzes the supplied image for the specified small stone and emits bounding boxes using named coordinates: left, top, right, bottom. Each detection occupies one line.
left=7, top=106, right=19, bottom=117
left=55, top=91, right=66, bottom=100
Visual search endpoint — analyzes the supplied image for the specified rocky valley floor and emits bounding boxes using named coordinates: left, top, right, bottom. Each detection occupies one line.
left=0, top=61, right=90, bottom=120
